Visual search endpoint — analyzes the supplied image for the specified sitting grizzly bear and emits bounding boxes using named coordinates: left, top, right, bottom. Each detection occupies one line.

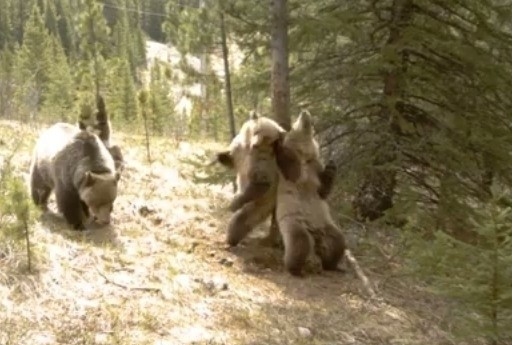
left=29, top=123, right=120, bottom=230
left=274, top=110, right=346, bottom=276
left=78, top=94, right=124, bottom=173
left=215, top=111, right=289, bottom=246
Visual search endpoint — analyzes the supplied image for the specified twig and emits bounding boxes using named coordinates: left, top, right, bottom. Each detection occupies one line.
left=95, top=266, right=161, bottom=293
left=344, top=249, right=378, bottom=299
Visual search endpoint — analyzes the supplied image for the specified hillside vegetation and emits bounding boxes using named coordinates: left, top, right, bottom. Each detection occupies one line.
left=0, top=0, right=510, bottom=344
left=1, top=120, right=461, bottom=345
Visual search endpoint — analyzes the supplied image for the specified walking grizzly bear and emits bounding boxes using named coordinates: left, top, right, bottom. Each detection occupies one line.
left=29, top=123, right=120, bottom=230
left=214, top=111, right=294, bottom=246
left=274, top=110, right=346, bottom=276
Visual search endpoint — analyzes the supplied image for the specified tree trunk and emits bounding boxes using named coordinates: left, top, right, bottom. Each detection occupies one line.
left=220, top=10, right=236, bottom=140
left=352, top=0, right=413, bottom=222
left=267, top=0, right=290, bottom=244
left=270, top=0, right=290, bottom=130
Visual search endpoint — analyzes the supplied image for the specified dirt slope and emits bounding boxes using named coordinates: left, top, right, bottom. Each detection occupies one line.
left=0, top=121, right=462, bottom=345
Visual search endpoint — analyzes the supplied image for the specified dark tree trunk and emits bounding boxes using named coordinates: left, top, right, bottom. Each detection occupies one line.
left=266, top=0, right=291, bottom=244
left=220, top=10, right=236, bottom=140
left=352, top=0, right=413, bottom=222
left=270, top=0, right=290, bottom=131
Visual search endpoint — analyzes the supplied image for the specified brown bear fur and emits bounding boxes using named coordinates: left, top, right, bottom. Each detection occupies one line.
left=78, top=95, right=124, bottom=173
left=215, top=111, right=287, bottom=246
left=78, top=94, right=112, bottom=147
left=274, top=110, right=346, bottom=276
left=29, top=123, right=120, bottom=230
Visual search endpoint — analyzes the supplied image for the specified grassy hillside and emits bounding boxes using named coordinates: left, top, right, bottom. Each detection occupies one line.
left=0, top=120, right=466, bottom=345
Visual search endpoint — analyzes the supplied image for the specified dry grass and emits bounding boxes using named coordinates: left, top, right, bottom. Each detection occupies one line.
left=0, top=120, right=474, bottom=345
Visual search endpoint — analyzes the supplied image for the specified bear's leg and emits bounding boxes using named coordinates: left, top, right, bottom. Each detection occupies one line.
left=318, top=224, right=346, bottom=271
left=55, top=183, right=87, bottom=230
left=227, top=202, right=269, bottom=246
left=260, top=208, right=282, bottom=247
left=229, top=180, right=271, bottom=212
left=282, top=223, right=313, bottom=276
left=29, top=164, right=51, bottom=210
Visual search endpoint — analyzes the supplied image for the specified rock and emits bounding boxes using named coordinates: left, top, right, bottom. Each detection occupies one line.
left=218, top=257, right=234, bottom=267
left=297, top=327, right=312, bottom=338
left=200, top=276, right=229, bottom=292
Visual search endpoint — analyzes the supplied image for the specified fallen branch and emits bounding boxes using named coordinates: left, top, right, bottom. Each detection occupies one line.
left=344, top=249, right=378, bottom=299
left=95, top=266, right=161, bottom=293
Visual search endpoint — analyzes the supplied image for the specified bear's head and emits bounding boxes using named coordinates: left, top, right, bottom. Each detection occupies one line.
left=275, top=110, right=322, bottom=183
left=216, top=111, right=286, bottom=169
left=79, top=171, right=120, bottom=225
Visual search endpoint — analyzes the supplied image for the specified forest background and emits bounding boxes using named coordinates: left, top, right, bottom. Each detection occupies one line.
left=0, top=0, right=510, bottom=344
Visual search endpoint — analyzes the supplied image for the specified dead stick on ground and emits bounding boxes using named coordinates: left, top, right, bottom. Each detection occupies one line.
left=344, top=249, right=377, bottom=299
left=95, top=266, right=161, bottom=293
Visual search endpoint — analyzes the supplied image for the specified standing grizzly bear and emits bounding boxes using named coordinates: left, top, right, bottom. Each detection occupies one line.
left=215, top=111, right=289, bottom=246
left=29, top=123, right=120, bottom=230
left=274, top=110, right=346, bottom=276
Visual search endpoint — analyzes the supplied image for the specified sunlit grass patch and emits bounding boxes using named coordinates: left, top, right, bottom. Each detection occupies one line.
left=0, top=120, right=467, bottom=345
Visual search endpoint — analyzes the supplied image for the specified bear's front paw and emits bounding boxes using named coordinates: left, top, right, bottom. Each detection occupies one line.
left=324, top=160, right=337, bottom=176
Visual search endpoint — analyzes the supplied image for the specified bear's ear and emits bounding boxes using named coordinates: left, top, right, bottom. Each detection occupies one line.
left=249, top=110, right=259, bottom=121
left=296, top=110, right=313, bottom=135
left=78, top=120, right=87, bottom=130
left=273, top=140, right=301, bottom=182
left=216, top=151, right=234, bottom=168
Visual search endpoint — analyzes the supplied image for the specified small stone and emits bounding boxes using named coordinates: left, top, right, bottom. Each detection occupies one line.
left=218, top=258, right=234, bottom=267
left=138, top=205, right=155, bottom=217
left=297, top=327, right=312, bottom=338
left=203, top=276, right=229, bottom=292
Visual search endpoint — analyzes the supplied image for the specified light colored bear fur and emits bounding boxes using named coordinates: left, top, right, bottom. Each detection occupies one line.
left=29, top=123, right=120, bottom=230
left=275, top=110, right=346, bottom=276
left=215, top=111, right=286, bottom=246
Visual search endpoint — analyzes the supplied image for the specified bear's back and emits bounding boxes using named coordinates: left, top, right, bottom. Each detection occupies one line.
left=34, top=123, right=79, bottom=162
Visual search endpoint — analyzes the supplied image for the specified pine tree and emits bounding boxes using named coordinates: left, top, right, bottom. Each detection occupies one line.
left=0, top=48, right=16, bottom=118
left=107, top=58, right=138, bottom=121
left=0, top=0, right=13, bottom=49
left=15, top=4, right=53, bottom=113
left=77, top=0, right=110, bottom=96
left=42, top=35, right=75, bottom=122
left=148, top=61, right=174, bottom=136
left=55, top=0, right=76, bottom=58
left=43, top=0, right=59, bottom=38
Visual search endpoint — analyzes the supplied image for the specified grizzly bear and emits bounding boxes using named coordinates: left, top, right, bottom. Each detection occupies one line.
left=78, top=95, right=124, bottom=173
left=215, top=111, right=290, bottom=246
left=29, top=123, right=120, bottom=230
left=274, top=110, right=346, bottom=276
left=78, top=94, right=112, bottom=147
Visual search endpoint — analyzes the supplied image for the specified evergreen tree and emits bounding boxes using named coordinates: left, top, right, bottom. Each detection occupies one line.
left=77, top=0, right=110, bottom=96
left=15, top=4, right=53, bottom=112
left=42, top=35, right=75, bottom=121
left=147, top=61, right=174, bottom=136
left=11, top=0, right=35, bottom=44
left=55, top=0, right=76, bottom=58
left=0, top=48, right=16, bottom=118
left=107, top=58, right=138, bottom=121
left=0, top=0, right=13, bottom=49
left=43, top=0, right=59, bottom=38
